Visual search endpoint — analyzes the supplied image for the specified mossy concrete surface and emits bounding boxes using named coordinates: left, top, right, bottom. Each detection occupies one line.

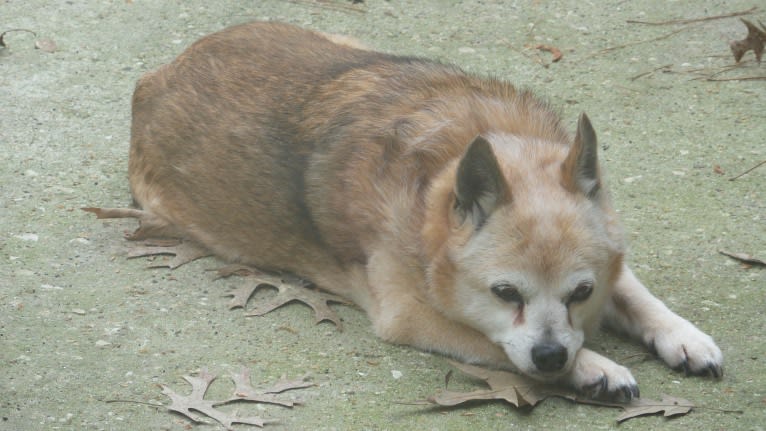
left=1, top=1, right=764, bottom=430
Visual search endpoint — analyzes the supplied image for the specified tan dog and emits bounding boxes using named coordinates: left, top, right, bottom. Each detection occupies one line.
left=102, top=22, right=723, bottom=400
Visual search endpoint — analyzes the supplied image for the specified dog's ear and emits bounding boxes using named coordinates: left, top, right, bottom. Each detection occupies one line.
left=562, top=113, right=600, bottom=199
left=454, top=136, right=509, bottom=229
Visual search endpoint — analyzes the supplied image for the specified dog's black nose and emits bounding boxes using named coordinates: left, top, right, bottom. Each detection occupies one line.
left=531, top=342, right=568, bottom=372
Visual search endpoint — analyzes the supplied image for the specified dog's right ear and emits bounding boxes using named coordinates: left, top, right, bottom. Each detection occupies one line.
left=454, top=136, right=509, bottom=229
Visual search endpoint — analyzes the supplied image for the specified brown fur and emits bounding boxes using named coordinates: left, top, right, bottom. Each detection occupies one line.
left=126, top=22, right=722, bottom=400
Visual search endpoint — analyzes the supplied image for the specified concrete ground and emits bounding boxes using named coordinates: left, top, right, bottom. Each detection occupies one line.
left=1, top=0, right=764, bottom=430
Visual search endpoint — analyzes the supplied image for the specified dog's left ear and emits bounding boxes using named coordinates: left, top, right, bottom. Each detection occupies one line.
left=454, top=136, right=509, bottom=229
left=562, top=113, right=601, bottom=199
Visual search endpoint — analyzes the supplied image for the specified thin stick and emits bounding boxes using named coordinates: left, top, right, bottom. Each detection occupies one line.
left=0, top=28, right=37, bottom=47
left=285, top=0, right=365, bottom=13
left=104, top=399, right=164, bottom=407
left=729, top=159, right=766, bottom=180
left=626, top=6, right=758, bottom=26
left=582, top=27, right=690, bottom=60
left=629, top=64, right=673, bottom=81
left=706, top=76, right=766, bottom=81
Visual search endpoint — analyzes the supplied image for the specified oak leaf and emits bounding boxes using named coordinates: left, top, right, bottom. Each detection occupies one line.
left=218, top=266, right=348, bottom=331
left=428, top=361, right=574, bottom=408
left=127, top=239, right=211, bottom=269
left=615, top=394, right=694, bottom=423
left=161, top=368, right=313, bottom=430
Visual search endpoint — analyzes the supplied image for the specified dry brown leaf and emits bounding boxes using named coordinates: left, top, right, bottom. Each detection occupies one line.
left=425, top=362, right=697, bottom=424
left=85, top=207, right=347, bottom=328
left=730, top=18, right=766, bottom=63
left=83, top=207, right=212, bottom=267
left=534, top=44, right=563, bottom=62
left=127, top=240, right=211, bottom=269
left=162, top=368, right=313, bottom=429
left=427, top=361, right=574, bottom=408
left=616, top=395, right=694, bottom=422
left=221, top=269, right=348, bottom=330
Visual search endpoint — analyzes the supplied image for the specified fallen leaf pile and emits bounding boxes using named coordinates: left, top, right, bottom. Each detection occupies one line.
left=162, top=368, right=313, bottom=430
left=730, top=18, right=766, bottom=63
left=422, top=361, right=695, bottom=423
left=83, top=207, right=347, bottom=328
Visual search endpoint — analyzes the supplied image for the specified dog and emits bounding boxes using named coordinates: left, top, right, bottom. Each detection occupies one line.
left=96, top=21, right=723, bottom=401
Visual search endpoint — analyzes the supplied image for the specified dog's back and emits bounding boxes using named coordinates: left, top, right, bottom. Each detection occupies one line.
left=129, top=21, right=568, bottom=284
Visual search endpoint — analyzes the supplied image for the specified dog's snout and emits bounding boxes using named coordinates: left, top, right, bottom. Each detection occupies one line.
left=531, top=341, right=568, bottom=372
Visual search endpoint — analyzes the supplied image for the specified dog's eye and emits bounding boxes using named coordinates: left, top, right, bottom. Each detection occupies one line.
left=491, top=283, right=523, bottom=304
left=567, top=281, right=594, bottom=305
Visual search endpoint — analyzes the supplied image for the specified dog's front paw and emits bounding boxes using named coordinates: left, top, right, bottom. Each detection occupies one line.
left=566, top=348, right=639, bottom=402
left=647, top=318, right=723, bottom=378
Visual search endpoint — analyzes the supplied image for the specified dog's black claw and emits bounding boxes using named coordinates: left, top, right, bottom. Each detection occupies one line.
left=614, top=383, right=639, bottom=402
left=583, top=375, right=609, bottom=399
left=620, top=386, right=633, bottom=401
left=711, top=363, right=724, bottom=379
left=699, top=362, right=723, bottom=379
left=673, top=359, right=723, bottom=379
left=582, top=376, right=639, bottom=402
left=674, top=359, right=691, bottom=376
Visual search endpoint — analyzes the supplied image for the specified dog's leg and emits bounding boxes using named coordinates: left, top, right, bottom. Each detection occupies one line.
left=370, top=290, right=511, bottom=367
left=604, top=264, right=723, bottom=377
left=365, top=249, right=509, bottom=367
left=564, top=347, right=639, bottom=401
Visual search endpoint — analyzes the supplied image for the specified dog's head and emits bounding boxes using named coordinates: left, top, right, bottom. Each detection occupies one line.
left=424, top=113, right=625, bottom=381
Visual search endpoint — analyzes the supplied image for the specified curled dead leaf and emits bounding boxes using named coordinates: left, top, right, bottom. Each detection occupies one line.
left=730, top=18, right=766, bottom=63
left=534, top=44, right=563, bottom=62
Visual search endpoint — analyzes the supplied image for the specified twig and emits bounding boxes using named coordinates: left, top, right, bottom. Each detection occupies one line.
left=582, top=26, right=691, bottom=60
left=0, top=28, right=37, bottom=47
left=719, top=250, right=766, bottom=266
left=104, top=398, right=165, bottom=407
left=706, top=75, right=766, bottom=81
left=285, top=0, right=365, bottom=13
left=729, top=159, right=766, bottom=180
left=626, top=6, right=758, bottom=26
left=629, top=64, right=673, bottom=81
left=572, top=397, right=743, bottom=414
